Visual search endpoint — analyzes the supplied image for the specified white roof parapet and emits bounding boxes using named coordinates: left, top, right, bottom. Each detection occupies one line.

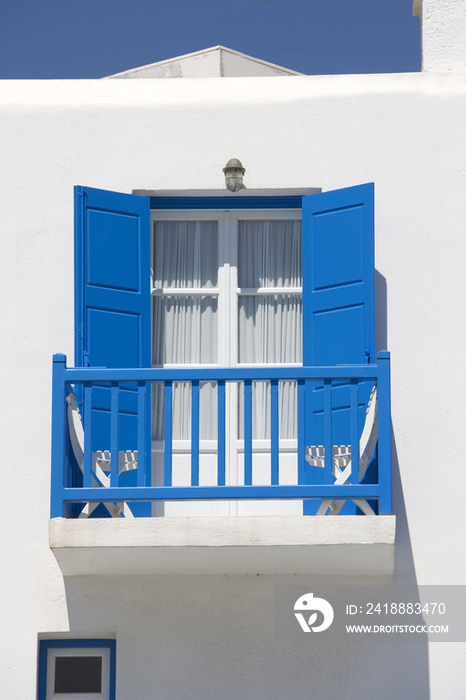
left=104, top=45, right=304, bottom=79
left=413, top=0, right=466, bottom=72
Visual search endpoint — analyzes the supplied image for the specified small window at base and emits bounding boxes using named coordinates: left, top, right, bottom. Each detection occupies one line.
left=38, top=640, right=116, bottom=700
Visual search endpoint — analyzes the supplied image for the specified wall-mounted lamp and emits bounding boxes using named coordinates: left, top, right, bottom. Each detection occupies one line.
left=223, top=158, right=245, bottom=192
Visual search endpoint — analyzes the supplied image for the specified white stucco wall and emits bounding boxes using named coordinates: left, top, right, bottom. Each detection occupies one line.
left=419, top=0, right=466, bottom=71
left=1, top=72, right=466, bottom=698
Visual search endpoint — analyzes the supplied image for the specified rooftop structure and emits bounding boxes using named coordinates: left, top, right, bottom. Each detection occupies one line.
left=106, top=45, right=303, bottom=79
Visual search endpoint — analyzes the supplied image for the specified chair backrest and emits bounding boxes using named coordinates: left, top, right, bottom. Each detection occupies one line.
left=66, top=392, right=109, bottom=487
left=358, top=386, right=378, bottom=478
left=65, top=393, right=136, bottom=519
left=305, top=385, right=378, bottom=477
left=66, top=392, right=84, bottom=470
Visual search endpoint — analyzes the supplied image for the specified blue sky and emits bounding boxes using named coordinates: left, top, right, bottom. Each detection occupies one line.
left=0, top=0, right=420, bottom=78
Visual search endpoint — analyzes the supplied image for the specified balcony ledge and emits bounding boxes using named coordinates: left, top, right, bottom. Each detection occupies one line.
left=50, top=515, right=395, bottom=576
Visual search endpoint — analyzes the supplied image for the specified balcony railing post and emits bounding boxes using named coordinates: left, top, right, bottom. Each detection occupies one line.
left=323, top=380, right=333, bottom=484
left=110, top=383, right=119, bottom=487
left=244, top=380, right=252, bottom=486
left=137, top=382, right=146, bottom=487
left=270, top=379, right=279, bottom=486
left=297, top=379, right=306, bottom=485
left=164, top=381, right=173, bottom=487
left=377, top=351, right=392, bottom=514
left=350, top=379, right=359, bottom=485
left=191, top=380, right=200, bottom=487
left=51, top=354, right=67, bottom=518
left=217, top=381, right=226, bottom=486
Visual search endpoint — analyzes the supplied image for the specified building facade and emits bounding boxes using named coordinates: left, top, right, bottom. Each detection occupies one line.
left=1, top=1, right=466, bottom=697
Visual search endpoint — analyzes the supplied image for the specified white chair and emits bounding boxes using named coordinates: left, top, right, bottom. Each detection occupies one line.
left=305, top=386, right=378, bottom=516
left=66, top=392, right=137, bottom=518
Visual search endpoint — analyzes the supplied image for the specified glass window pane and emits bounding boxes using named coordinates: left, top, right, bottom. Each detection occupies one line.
left=238, top=295, right=302, bottom=364
left=237, top=380, right=297, bottom=439
left=238, top=220, right=302, bottom=288
left=54, top=656, right=102, bottom=694
left=154, top=221, right=218, bottom=289
left=153, top=295, right=218, bottom=365
left=152, top=381, right=217, bottom=441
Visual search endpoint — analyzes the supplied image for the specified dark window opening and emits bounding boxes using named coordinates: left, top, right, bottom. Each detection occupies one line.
left=54, top=656, right=102, bottom=693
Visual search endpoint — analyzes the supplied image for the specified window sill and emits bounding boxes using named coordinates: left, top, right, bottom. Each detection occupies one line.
left=49, top=515, right=395, bottom=576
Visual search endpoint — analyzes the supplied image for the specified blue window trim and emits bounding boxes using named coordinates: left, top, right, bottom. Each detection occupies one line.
left=149, top=195, right=304, bottom=209
left=38, top=639, right=116, bottom=700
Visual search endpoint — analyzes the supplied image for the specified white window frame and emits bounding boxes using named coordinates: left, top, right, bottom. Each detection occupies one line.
left=38, top=641, right=115, bottom=700
left=150, top=209, right=302, bottom=502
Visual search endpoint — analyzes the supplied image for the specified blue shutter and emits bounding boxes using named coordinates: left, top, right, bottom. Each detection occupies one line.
left=302, top=183, right=375, bottom=515
left=75, top=186, right=151, bottom=516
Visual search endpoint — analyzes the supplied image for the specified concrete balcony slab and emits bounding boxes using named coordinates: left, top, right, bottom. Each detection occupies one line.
left=50, top=516, right=395, bottom=576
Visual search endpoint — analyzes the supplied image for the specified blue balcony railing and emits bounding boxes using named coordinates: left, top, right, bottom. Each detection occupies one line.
left=51, top=352, right=392, bottom=518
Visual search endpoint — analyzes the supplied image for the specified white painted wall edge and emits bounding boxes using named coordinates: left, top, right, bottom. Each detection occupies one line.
left=49, top=516, right=396, bottom=576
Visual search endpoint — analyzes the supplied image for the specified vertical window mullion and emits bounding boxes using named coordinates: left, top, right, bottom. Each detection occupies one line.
left=225, top=211, right=238, bottom=509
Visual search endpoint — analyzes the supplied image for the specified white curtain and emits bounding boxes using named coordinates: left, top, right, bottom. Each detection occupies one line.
left=152, top=221, right=218, bottom=440
left=238, top=219, right=302, bottom=290
left=152, top=218, right=302, bottom=442
left=153, top=220, right=218, bottom=290
left=238, top=220, right=302, bottom=439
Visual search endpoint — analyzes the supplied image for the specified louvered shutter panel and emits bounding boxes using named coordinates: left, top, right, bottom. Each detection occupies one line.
left=75, top=186, right=151, bottom=516
left=302, top=183, right=375, bottom=515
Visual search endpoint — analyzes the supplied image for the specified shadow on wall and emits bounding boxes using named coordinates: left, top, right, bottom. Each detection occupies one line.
left=376, top=269, right=418, bottom=582
left=61, top=270, right=429, bottom=700
left=375, top=269, right=387, bottom=355
left=375, top=269, right=417, bottom=581
left=63, top=570, right=429, bottom=700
